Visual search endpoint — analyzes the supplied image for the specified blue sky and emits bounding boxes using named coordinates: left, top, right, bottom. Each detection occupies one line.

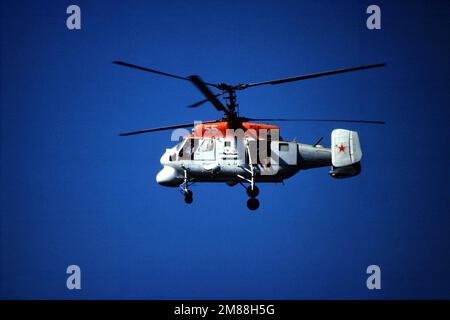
left=1, top=0, right=449, bottom=299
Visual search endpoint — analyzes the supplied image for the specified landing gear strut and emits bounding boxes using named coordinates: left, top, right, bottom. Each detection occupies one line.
left=237, top=144, right=261, bottom=210
left=180, top=170, right=193, bottom=204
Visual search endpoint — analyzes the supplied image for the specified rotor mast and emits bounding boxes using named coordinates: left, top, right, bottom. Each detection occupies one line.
left=217, top=83, right=239, bottom=123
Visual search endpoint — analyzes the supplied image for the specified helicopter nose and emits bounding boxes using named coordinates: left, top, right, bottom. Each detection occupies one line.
left=156, top=166, right=180, bottom=186
left=160, top=151, right=170, bottom=165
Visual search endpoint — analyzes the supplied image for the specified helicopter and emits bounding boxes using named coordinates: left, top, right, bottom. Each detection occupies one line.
left=114, top=61, right=385, bottom=210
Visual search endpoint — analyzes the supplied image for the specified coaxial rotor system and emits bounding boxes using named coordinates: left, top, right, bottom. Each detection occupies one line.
left=113, top=61, right=386, bottom=136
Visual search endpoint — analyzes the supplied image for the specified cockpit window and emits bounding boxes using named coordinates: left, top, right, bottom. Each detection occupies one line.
left=198, top=139, right=214, bottom=152
left=178, top=138, right=199, bottom=160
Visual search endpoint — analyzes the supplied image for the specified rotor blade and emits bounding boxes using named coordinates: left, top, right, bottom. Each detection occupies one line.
left=238, top=63, right=386, bottom=89
left=119, top=121, right=216, bottom=136
left=113, top=61, right=219, bottom=88
left=186, top=93, right=223, bottom=108
left=245, top=118, right=385, bottom=124
left=188, top=75, right=231, bottom=116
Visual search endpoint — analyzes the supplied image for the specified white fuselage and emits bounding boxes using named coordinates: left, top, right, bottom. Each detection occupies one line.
left=156, top=136, right=331, bottom=186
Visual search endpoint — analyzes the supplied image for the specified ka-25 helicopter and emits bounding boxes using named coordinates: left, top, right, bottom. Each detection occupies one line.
left=115, top=61, right=385, bottom=210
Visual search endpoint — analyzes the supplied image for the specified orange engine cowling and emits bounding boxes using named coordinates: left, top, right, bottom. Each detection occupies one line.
left=189, top=121, right=279, bottom=138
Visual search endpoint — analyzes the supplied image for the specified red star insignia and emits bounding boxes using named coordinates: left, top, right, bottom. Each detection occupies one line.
left=338, top=144, right=346, bottom=152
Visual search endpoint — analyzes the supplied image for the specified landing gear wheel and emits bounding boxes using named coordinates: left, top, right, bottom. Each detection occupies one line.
left=246, top=185, right=259, bottom=198
left=184, top=190, right=193, bottom=204
left=247, top=198, right=260, bottom=211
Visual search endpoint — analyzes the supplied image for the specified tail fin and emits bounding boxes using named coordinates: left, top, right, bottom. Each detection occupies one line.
left=329, top=129, right=362, bottom=178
